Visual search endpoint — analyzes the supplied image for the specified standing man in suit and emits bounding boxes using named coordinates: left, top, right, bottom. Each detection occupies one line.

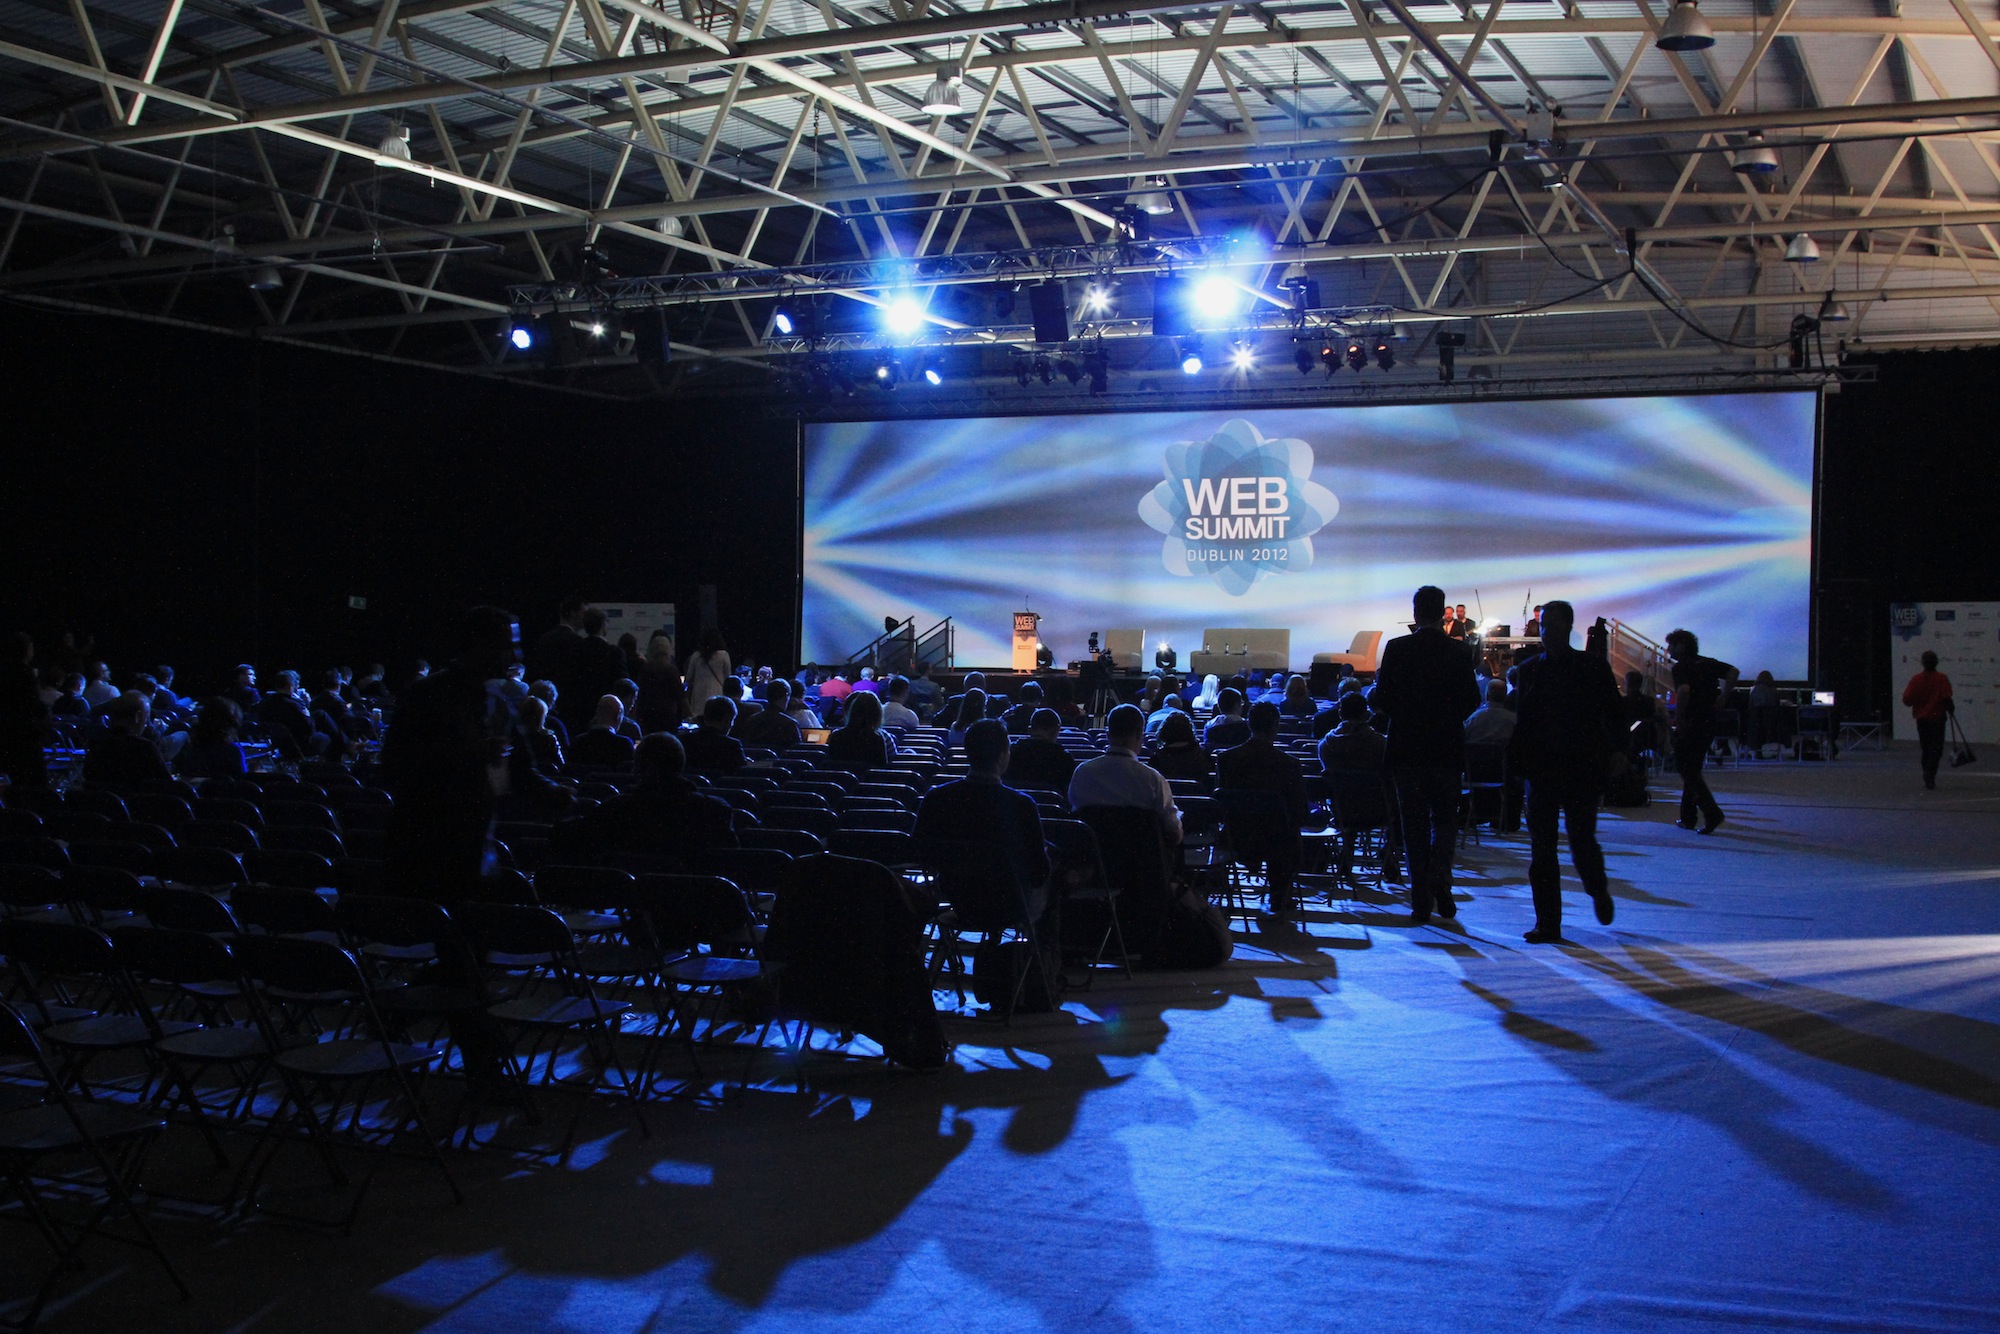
left=1508, top=601, right=1623, bottom=943
left=1371, top=585, right=1481, bottom=924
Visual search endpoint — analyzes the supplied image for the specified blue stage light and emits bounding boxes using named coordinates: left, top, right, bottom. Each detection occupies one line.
left=924, top=367, right=943, bottom=386
left=1181, top=352, right=1203, bottom=374
left=883, top=295, right=926, bottom=337
left=508, top=324, right=533, bottom=351
left=773, top=310, right=795, bottom=335
left=1192, top=275, right=1239, bottom=321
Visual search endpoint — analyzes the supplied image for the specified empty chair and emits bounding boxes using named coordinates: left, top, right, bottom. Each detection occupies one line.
left=739, top=827, right=825, bottom=858
left=103, top=820, right=178, bottom=850
left=333, top=858, right=392, bottom=898
left=64, top=865, right=152, bottom=928
left=154, top=846, right=249, bottom=891
left=230, top=883, right=338, bottom=942
left=196, top=778, right=262, bottom=802
left=0, top=807, right=46, bottom=838
left=63, top=790, right=130, bottom=822
left=263, top=801, right=341, bottom=833
left=229, top=935, right=461, bottom=1228
left=240, top=849, right=335, bottom=891
left=68, top=839, right=156, bottom=876
left=44, top=810, right=114, bottom=844
left=827, top=827, right=919, bottom=869
left=124, top=792, right=194, bottom=829
left=182, top=819, right=261, bottom=855
left=840, top=807, right=916, bottom=835
left=696, top=846, right=794, bottom=895
left=0, top=999, right=189, bottom=1326
left=762, top=806, right=839, bottom=840
left=325, top=785, right=392, bottom=812
left=260, top=825, right=345, bottom=859
left=5, top=787, right=65, bottom=818
left=141, top=885, right=241, bottom=936
left=193, top=797, right=264, bottom=829
left=0, top=836, right=71, bottom=873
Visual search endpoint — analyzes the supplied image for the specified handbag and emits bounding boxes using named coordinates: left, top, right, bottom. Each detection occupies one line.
left=1949, top=714, right=1978, bottom=768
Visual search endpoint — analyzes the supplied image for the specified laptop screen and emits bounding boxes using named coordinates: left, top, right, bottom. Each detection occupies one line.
left=1811, top=690, right=1836, bottom=707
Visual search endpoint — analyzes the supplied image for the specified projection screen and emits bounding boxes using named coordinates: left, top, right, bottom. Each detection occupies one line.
left=801, top=393, right=1817, bottom=678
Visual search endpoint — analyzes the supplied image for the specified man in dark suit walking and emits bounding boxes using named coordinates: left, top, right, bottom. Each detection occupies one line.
left=1508, top=600, right=1623, bottom=943
left=1370, top=585, right=1481, bottom=924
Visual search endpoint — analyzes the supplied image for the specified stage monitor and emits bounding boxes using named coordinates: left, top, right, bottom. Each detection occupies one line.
left=802, top=393, right=1817, bottom=678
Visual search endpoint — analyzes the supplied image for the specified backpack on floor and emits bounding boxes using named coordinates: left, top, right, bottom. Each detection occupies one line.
left=1156, top=887, right=1233, bottom=970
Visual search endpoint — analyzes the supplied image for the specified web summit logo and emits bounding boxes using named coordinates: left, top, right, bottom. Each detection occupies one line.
left=1137, top=419, right=1338, bottom=596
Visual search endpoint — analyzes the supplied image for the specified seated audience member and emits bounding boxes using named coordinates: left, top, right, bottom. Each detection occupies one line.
left=617, top=633, right=645, bottom=681
left=1070, top=704, right=1182, bottom=845
left=1202, top=687, right=1251, bottom=752
left=1145, top=694, right=1189, bottom=739
left=570, top=695, right=638, bottom=770
left=1216, top=702, right=1307, bottom=914
left=684, top=695, right=748, bottom=773
left=933, top=670, right=987, bottom=730
left=947, top=688, right=989, bottom=751
left=881, top=676, right=921, bottom=731
left=519, top=695, right=566, bottom=771
left=1747, top=669, right=1782, bottom=751
left=1464, top=678, right=1517, bottom=747
left=1001, top=680, right=1046, bottom=734
left=496, top=663, right=530, bottom=704
left=528, top=679, right=570, bottom=748
left=356, top=663, right=393, bottom=707
left=225, top=664, right=261, bottom=713
left=1318, top=692, right=1400, bottom=880
left=1193, top=674, right=1222, bottom=713
left=784, top=683, right=824, bottom=730
left=905, top=662, right=942, bottom=716
left=565, top=733, right=737, bottom=862
left=1280, top=675, right=1317, bottom=719
left=177, top=697, right=248, bottom=779
left=82, top=661, right=119, bottom=708
left=260, top=671, right=331, bottom=760
left=827, top=689, right=897, bottom=770
left=635, top=634, right=686, bottom=733
left=1008, top=708, right=1077, bottom=792
left=818, top=672, right=853, bottom=704
left=852, top=667, right=881, bottom=695
left=315, top=670, right=376, bottom=747
left=85, top=691, right=172, bottom=787
left=751, top=665, right=775, bottom=700
left=1148, top=710, right=1213, bottom=785
left=720, top=675, right=762, bottom=724
left=152, top=666, right=192, bottom=713
left=602, top=678, right=643, bottom=740
left=50, top=673, right=90, bottom=717
left=916, top=718, right=1053, bottom=926
left=741, top=678, right=804, bottom=749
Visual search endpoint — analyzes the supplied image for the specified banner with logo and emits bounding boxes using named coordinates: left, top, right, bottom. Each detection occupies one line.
left=1889, top=602, right=2000, bottom=743
left=802, top=394, right=1816, bottom=673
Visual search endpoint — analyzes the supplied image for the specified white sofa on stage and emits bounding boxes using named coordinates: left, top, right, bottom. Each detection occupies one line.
left=1100, top=628, right=1146, bottom=673
left=1314, top=630, right=1384, bottom=676
left=1189, top=628, right=1291, bottom=676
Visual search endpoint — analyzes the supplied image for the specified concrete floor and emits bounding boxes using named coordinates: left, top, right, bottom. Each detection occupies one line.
left=15, top=743, right=2000, bottom=1333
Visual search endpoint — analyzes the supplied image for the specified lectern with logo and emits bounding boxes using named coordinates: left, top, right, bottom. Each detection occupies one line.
left=1012, top=611, right=1041, bottom=672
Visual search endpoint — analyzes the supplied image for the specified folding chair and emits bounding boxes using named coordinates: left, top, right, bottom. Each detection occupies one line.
left=153, top=847, right=248, bottom=892
left=1042, top=818, right=1130, bottom=981
left=0, top=1000, right=189, bottom=1330
left=226, top=936, right=461, bottom=1230
left=921, top=840, right=1050, bottom=1025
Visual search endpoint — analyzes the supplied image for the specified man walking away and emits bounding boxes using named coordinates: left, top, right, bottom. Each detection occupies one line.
left=1902, top=651, right=1955, bottom=791
left=1665, top=629, right=1737, bottom=834
left=1509, top=601, right=1624, bottom=943
left=1371, top=585, right=1481, bottom=924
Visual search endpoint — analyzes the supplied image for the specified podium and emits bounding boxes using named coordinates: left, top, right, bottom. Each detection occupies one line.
left=1012, top=610, right=1041, bottom=673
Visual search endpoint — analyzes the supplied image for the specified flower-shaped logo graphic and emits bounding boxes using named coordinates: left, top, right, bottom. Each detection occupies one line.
left=1137, top=420, right=1338, bottom=596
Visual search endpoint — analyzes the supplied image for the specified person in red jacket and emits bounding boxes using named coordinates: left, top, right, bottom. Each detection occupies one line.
left=1902, top=651, right=1955, bottom=791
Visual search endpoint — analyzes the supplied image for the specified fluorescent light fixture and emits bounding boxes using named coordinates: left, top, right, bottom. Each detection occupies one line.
left=883, top=294, right=926, bottom=336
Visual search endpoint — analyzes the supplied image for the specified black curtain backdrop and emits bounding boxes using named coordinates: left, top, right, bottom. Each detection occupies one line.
left=4, top=303, right=1995, bottom=718
left=0, top=304, right=799, bottom=694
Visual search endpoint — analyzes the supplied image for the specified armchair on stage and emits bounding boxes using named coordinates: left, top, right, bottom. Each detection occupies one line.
left=1190, top=629, right=1291, bottom=678
left=1100, top=629, right=1146, bottom=673
left=1314, top=630, right=1384, bottom=677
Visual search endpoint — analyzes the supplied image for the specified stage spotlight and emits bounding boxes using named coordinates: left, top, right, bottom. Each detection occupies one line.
left=1192, top=274, right=1239, bottom=322
left=773, top=310, right=793, bottom=335
left=1015, top=360, right=1031, bottom=388
left=1319, top=342, right=1339, bottom=374
left=924, top=365, right=943, bottom=386
left=1345, top=339, right=1367, bottom=372
left=883, top=294, right=926, bottom=336
left=588, top=318, right=608, bottom=338
left=1036, top=355, right=1054, bottom=385
left=1086, top=350, right=1109, bottom=394
left=1084, top=284, right=1112, bottom=314
left=1373, top=337, right=1395, bottom=371
left=508, top=323, right=534, bottom=351
left=1294, top=346, right=1314, bottom=374
left=1180, top=337, right=1204, bottom=375
left=1230, top=342, right=1255, bottom=370
left=874, top=357, right=894, bottom=383
left=1436, top=330, right=1465, bottom=382
left=1058, top=357, right=1082, bottom=385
